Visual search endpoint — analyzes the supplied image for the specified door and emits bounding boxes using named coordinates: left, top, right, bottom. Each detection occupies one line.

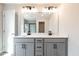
left=45, top=42, right=65, bottom=56
left=15, top=43, right=34, bottom=56
left=39, top=22, right=45, bottom=33
left=3, top=10, right=15, bottom=54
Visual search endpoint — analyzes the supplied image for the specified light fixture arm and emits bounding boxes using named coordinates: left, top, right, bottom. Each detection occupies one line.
left=22, top=6, right=35, bottom=10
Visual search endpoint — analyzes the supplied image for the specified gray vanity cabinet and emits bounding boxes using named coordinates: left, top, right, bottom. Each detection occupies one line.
left=44, top=39, right=67, bottom=56
left=14, top=38, right=68, bottom=56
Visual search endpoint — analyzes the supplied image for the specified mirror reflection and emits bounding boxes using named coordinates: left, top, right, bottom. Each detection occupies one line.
left=24, top=19, right=36, bottom=33
left=22, top=12, right=58, bottom=34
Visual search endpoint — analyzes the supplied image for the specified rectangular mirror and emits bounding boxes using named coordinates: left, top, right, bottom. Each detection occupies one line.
left=20, top=12, right=59, bottom=35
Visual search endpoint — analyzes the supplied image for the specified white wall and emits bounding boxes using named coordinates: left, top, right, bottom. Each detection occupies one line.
left=59, top=4, right=79, bottom=56
left=0, top=4, right=3, bottom=53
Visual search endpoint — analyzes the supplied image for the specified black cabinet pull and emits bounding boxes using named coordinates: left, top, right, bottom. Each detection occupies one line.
left=53, top=44, right=57, bottom=49
left=22, top=44, right=26, bottom=49
left=37, top=40, right=42, bottom=42
left=37, top=46, right=42, bottom=48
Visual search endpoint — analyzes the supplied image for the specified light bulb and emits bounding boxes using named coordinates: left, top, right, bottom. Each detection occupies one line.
left=52, top=8, right=57, bottom=13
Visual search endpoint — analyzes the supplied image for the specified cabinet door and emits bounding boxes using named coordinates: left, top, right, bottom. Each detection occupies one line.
left=25, top=43, right=34, bottom=56
left=44, top=43, right=55, bottom=56
left=45, top=42, right=65, bottom=56
left=15, top=43, right=34, bottom=56
left=15, top=43, right=26, bottom=56
left=56, top=43, right=65, bottom=56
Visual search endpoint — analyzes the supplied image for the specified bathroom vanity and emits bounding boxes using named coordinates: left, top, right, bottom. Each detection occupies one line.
left=14, top=34, right=68, bottom=56
left=14, top=9, right=68, bottom=56
left=14, top=13, right=68, bottom=56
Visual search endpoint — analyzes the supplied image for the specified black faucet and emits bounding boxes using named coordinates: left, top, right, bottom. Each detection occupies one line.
left=27, top=31, right=31, bottom=35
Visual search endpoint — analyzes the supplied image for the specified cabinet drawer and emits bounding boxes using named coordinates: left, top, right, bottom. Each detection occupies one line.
left=44, top=39, right=66, bottom=43
left=14, top=38, right=34, bottom=43
left=35, top=43, right=43, bottom=50
left=36, top=43, right=43, bottom=46
left=35, top=50, right=43, bottom=56
left=35, top=39, right=43, bottom=43
left=35, top=46, right=43, bottom=51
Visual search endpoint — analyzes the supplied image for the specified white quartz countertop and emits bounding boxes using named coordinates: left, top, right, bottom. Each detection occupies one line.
left=14, top=33, right=68, bottom=39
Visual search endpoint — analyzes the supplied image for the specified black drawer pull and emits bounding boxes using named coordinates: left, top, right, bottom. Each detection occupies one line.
left=37, top=46, right=42, bottom=48
left=53, top=44, right=57, bottom=49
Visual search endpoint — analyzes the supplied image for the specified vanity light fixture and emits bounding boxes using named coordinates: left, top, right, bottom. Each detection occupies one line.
left=22, top=5, right=57, bottom=13
left=42, top=6, right=57, bottom=13
left=22, top=6, right=35, bottom=10
left=22, top=6, right=38, bottom=13
left=46, top=6, right=57, bottom=10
